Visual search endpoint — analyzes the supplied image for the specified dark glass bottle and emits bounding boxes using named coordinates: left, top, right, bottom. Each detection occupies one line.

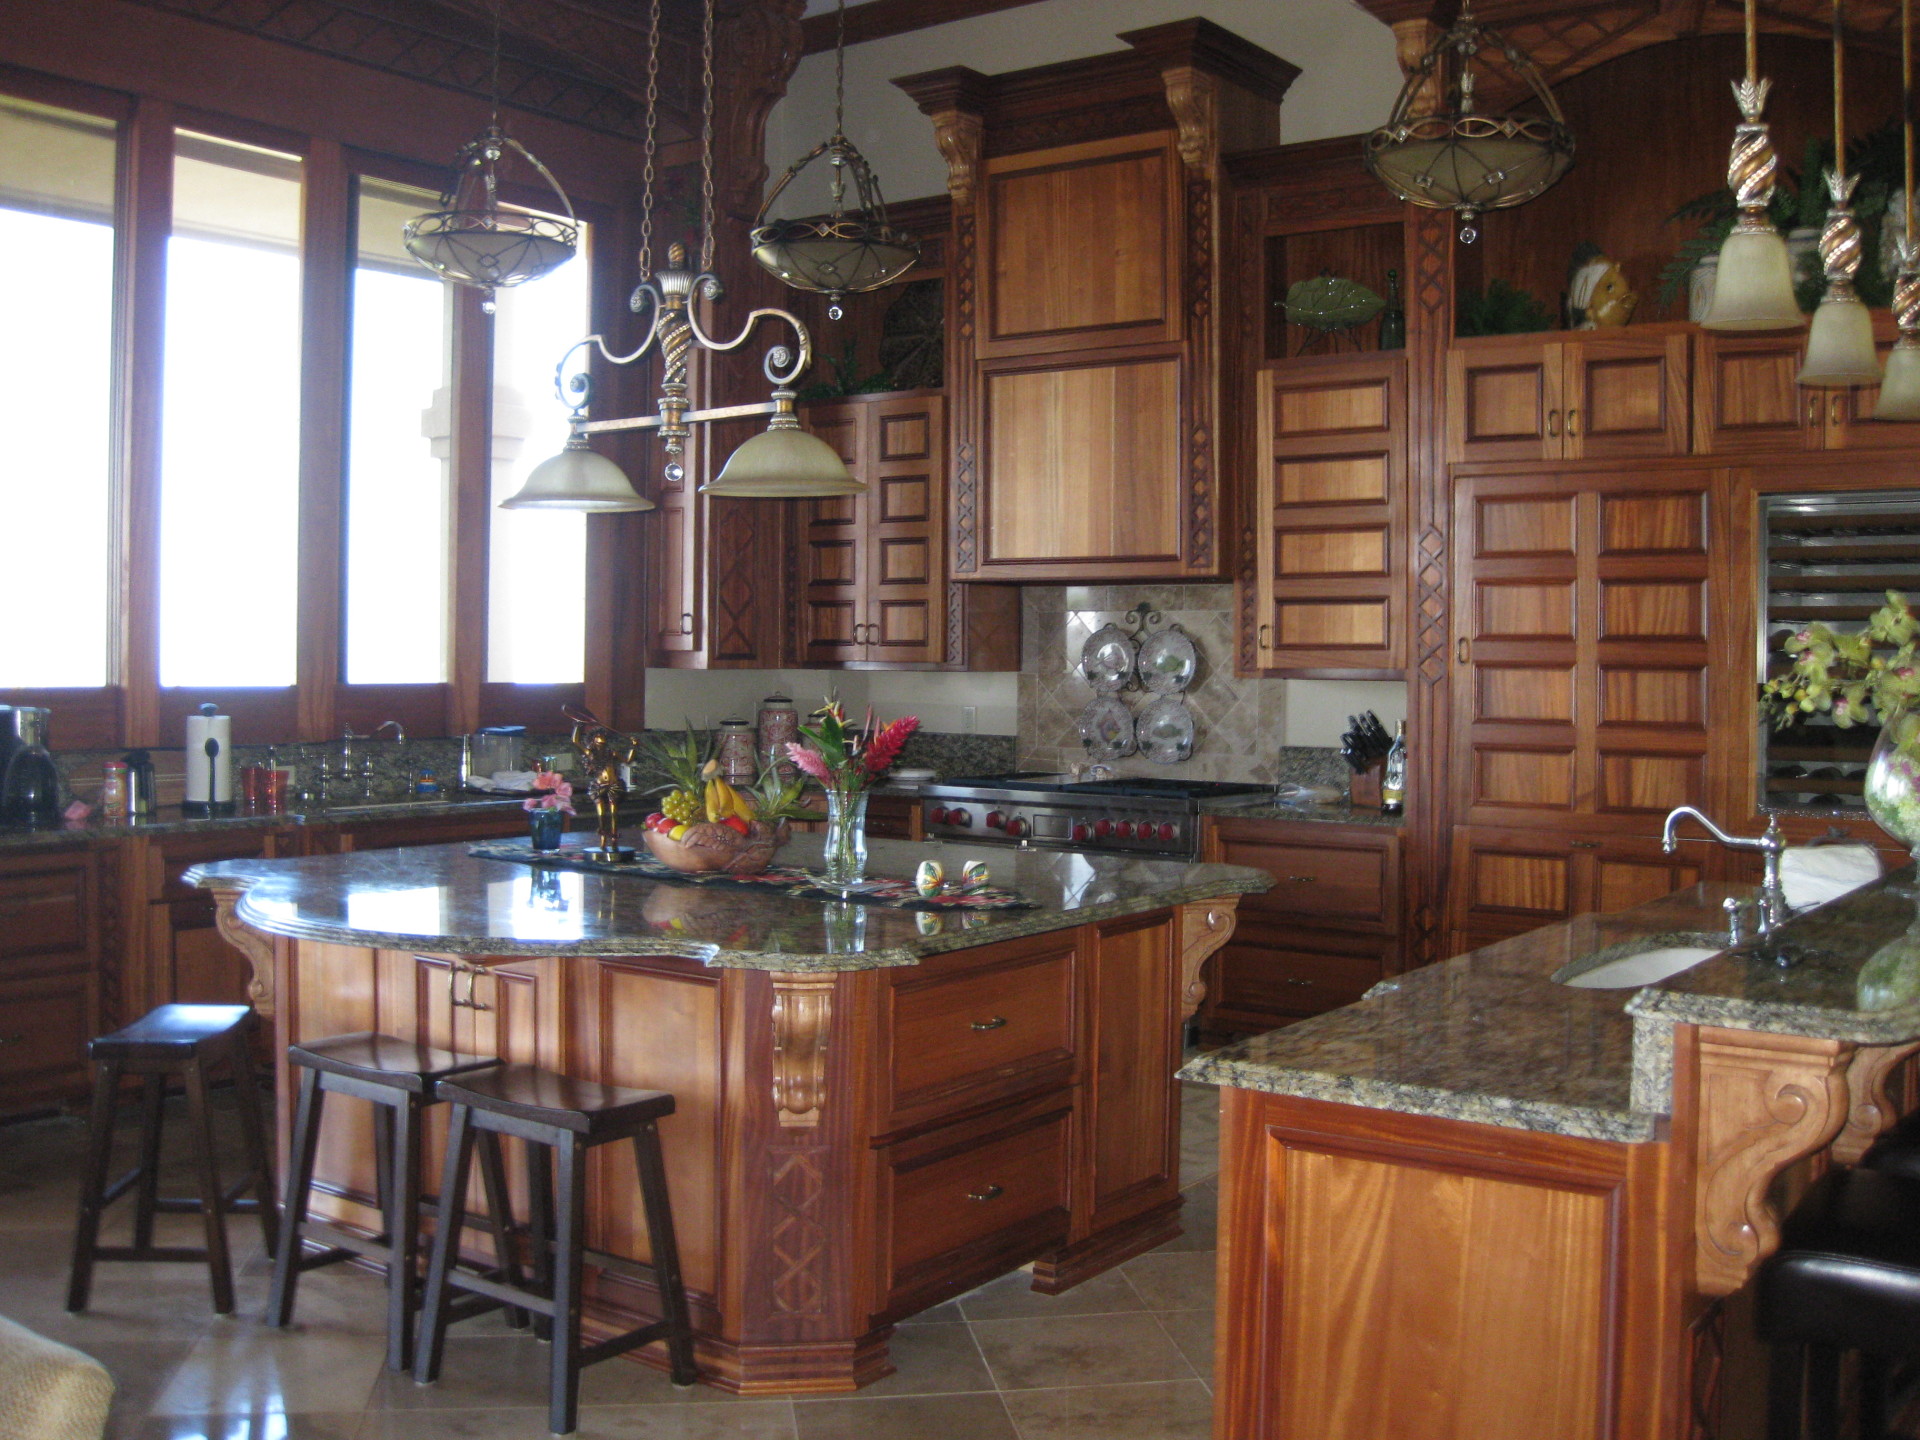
left=1378, top=269, right=1406, bottom=351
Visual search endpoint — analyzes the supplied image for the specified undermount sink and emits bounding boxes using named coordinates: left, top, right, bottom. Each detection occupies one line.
left=1552, top=932, right=1728, bottom=990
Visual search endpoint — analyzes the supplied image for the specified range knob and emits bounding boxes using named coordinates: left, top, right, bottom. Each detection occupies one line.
left=986, top=810, right=1006, bottom=830
left=928, top=805, right=949, bottom=824
left=1007, top=817, right=1029, bottom=838
left=1117, top=820, right=1136, bottom=839
left=1158, top=821, right=1177, bottom=841
left=952, top=809, right=972, bottom=828
left=1093, top=818, right=1114, bottom=838
left=1072, top=822, right=1091, bottom=843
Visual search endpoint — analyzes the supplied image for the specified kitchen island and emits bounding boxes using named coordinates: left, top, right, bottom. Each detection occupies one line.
left=192, top=834, right=1267, bottom=1394
left=1183, top=869, right=1920, bottom=1440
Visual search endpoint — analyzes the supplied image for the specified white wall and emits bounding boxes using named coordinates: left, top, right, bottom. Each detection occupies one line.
left=766, top=0, right=1402, bottom=208
left=644, top=668, right=1020, bottom=734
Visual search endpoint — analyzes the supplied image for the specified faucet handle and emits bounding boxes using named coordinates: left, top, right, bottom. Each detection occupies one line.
left=1723, top=895, right=1761, bottom=945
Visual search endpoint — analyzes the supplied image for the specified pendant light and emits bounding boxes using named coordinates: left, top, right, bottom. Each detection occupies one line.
left=1362, top=1, right=1575, bottom=244
left=403, top=1, right=578, bottom=313
left=751, top=0, right=918, bottom=318
left=1799, top=0, right=1883, bottom=386
left=1875, top=0, right=1920, bottom=417
left=1701, top=0, right=1806, bottom=330
left=505, top=0, right=859, bottom=510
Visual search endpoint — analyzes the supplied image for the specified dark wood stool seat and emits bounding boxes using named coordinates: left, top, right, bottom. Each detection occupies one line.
left=272, top=1031, right=518, bottom=1373
left=1757, top=1165, right=1920, bottom=1439
left=67, top=1004, right=276, bottom=1316
left=415, top=1063, right=696, bottom=1435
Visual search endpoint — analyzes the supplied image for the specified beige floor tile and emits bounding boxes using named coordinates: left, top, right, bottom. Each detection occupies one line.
left=356, top=1402, right=798, bottom=1440
left=1000, top=1379, right=1213, bottom=1440
left=853, top=1322, right=993, bottom=1396
left=85, top=1339, right=200, bottom=1439
left=792, top=1392, right=1017, bottom=1440
left=124, top=1413, right=365, bottom=1439
left=968, top=1313, right=1197, bottom=1392
left=893, top=1300, right=961, bottom=1326
left=368, top=1334, right=732, bottom=1411
left=1152, top=1309, right=1214, bottom=1381
left=955, top=1267, right=1143, bottom=1322
left=1154, top=1180, right=1216, bottom=1254
left=153, top=1330, right=386, bottom=1417
left=1121, top=1252, right=1214, bottom=1312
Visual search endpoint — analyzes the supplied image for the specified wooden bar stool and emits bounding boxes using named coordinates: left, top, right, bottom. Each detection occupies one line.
left=270, top=1032, right=519, bottom=1372
left=413, top=1063, right=697, bottom=1435
left=66, top=1004, right=276, bottom=1316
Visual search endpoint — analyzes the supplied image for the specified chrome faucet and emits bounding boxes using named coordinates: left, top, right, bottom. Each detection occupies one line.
left=1661, top=807, right=1790, bottom=936
left=372, top=721, right=409, bottom=798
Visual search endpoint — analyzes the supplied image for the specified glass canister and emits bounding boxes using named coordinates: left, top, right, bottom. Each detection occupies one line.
left=756, top=692, right=799, bottom=777
left=716, top=719, right=758, bottom=785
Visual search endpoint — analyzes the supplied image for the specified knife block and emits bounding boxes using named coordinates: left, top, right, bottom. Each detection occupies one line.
left=1348, top=761, right=1384, bottom=810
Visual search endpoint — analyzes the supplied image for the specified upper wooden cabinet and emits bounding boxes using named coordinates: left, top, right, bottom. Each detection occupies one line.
left=1447, top=330, right=1690, bottom=465
left=793, top=392, right=1019, bottom=671
left=1243, top=354, right=1405, bottom=675
left=1693, top=326, right=1920, bottom=454
left=900, top=21, right=1299, bottom=584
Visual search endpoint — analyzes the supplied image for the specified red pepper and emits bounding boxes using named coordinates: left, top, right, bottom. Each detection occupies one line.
left=721, top=815, right=750, bottom=836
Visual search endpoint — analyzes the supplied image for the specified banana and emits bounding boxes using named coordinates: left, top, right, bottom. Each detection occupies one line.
left=701, top=776, right=756, bottom=824
left=704, top=778, right=723, bottom=823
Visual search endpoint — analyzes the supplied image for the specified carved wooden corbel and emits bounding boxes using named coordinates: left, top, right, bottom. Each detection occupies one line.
left=931, top=109, right=985, bottom=212
left=210, top=887, right=276, bottom=1017
left=1161, top=65, right=1220, bottom=176
left=770, top=973, right=836, bottom=1128
left=1177, top=898, right=1239, bottom=1022
left=1691, top=1027, right=1854, bottom=1296
left=1390, top=18, right=1444, bottom=121
left=1833, top=1040, right=1920, bottom=1163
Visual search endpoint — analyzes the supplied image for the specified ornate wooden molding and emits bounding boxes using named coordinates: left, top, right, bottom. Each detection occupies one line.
left=770, top=972, right=835, bottom=1128
left=713, top=0, right=805, bottom=226
left=209, top=887, right=276, bottom=1017
left=1691, top=1026, right=1853, bottom=1297
left=1177, top=899, right=1239, bottom=1021
left=1833, top=1039, right=1920, bottom=1163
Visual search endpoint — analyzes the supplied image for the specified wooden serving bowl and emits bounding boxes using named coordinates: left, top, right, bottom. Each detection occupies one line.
left=643, top=819, right=787, bottom=875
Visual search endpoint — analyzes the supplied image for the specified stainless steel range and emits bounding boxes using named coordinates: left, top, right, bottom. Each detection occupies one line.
left=920, top=774, right=1268, bottom=859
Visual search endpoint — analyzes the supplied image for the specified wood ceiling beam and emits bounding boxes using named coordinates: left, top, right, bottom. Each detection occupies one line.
left=800, top=0, right=1049, bottom=55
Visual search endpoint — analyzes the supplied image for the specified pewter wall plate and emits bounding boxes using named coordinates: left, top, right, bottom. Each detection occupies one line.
left=1078, top=695, right=1136, bottom=760
left=1137, top=625, right=1199, bottom=694
left=1080, top=624, right=1136, bottom=693
left=1137, top=695, right=1196, bottom=764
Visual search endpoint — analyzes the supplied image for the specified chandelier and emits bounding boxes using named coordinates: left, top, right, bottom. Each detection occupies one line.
left=403, top=4, right=577, bottom=311
left=1362, top=2, right=1574, bottom=243
left=1876, top=0, right=1920, bottom=415
left=751, top=0, right=918, bottom=317
left=1798, top=0, right=1883, bottom=386
left=504, top=0, right=859, bottom=510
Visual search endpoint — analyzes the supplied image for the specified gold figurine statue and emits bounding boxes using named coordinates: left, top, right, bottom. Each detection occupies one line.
left=564, top=706, right=639, bottom=861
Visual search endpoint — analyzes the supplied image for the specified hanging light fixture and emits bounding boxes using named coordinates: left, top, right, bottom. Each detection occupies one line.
left=1875, top=0, right=1920, bottom=417
left=1800, top=0, right=1883, bottom=386
left=751, top=0, right=918, bottom=318
left=1362, top=1, right=1575, bottom=244
left=1701, top=0, right=1806, bottom=329
left=403, top=1, right=578, bottom=312
left=505, top=0, right=859, bottom=510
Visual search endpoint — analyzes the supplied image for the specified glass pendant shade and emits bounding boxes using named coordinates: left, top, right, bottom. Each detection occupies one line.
left=753, top=137, right=918, bottom=313
left=704, top=427, right=863, bottom=498
left=1798, top=296, right=1882, bottom=386
left=1701, top=227, right=1806, bottom=330
left=404, top=127, right=578, bottom=307
left=501, top=435, right=653, bottom=511
left=1876, top=342, right=1920, bottom=418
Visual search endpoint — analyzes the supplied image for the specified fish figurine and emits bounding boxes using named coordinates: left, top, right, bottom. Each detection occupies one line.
left=914, top=859, right=945, bottom=897
left=1567, top=244, right=1637, bottom=329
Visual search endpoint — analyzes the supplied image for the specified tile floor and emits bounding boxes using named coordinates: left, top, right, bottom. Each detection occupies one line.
left=0, top=1082, right=1224, bottom=1440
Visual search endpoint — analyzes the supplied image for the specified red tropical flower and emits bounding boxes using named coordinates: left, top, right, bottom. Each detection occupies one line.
left=863, top=715, right=920, bottom=775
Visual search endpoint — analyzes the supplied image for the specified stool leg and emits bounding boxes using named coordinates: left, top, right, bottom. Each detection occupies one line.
left=1769, top=1343, right=1803, bottom=1440
left=1806, top=1344, right=1840, bottom=1440
left=1859, top=1352, right=1888, bottom=1440
left=183, top=1054, right=235, bottom=1315
left=632, top=1123, right=697, bottom=1387
left=130, top=1073, right=166, bottom=1251
left=228, top=1034, right=278, bottom=1259
left=474, top=1130, right=529, bottom=1329
left=413, top=1102, right=478, bottom=1386
left=372, top=1103, right=395, bottom=1242
left=269, top=1066, right=326, bottom=1329
left=66, top=1058, right=123, bottom=1312
left=385, top=1094, right=424, bottom=1372
left=549, top=1132, right=588, bottom=1435
left=526, top=1142, right=554, bottom=1344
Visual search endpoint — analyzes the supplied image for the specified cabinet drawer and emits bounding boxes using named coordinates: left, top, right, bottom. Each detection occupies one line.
left=0, top=869, right=86, bottom=962
left=0, top=972, right=93, bottom=1105
left=1214, top=937, right=1384, bottom=1020
left=887, top=941, right=1075, bottom=1124
left=885, top=1101, right=1072, bottom=1290
left=1237, top=842, right=1386, bottom=921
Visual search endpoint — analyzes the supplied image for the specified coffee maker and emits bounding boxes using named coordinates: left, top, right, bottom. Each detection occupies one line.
left=0, top=706, right=62, bottom=828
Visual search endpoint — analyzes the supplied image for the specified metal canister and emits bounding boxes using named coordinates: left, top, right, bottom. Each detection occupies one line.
left=715, top=720, right=757, bottom=785
left=756, top=692, right=799, bottom=776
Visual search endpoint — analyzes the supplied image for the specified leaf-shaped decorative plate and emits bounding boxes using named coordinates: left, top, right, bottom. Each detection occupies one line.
left=1283, top=274, right=1385, bottom=332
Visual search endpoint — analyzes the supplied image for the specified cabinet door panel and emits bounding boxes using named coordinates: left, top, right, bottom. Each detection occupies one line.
left=1475, top=749, right=1576, bottom=810
left=1276, top=377, right=1390, bottom=436
left=1454, top=358, right=1552, bottom=461
left=1597, top=752, right=1702, bottom=815
left=1477, top=495, right=1576, bottom=556
left=1086, top=918, right=1177, bottom=1224
left=1475, top=666, right=1575, bottom=724
left=1276, top=454, right=1389, bottom=505
left=0, top=867, right=87, bottom=966
left=1564, top=335, right=1688, bottom=458
left=1693, top=334, right=1817, bottom=453
left=1276, top=527, right=1388, bottom=577
left=0, top=972, right=93, bottom=1105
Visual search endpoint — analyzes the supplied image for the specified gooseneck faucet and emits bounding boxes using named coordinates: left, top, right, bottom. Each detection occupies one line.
left=1661, top=807, right=1790, bottom=936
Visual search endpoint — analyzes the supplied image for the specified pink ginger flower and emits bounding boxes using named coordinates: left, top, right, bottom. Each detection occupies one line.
left=786, top=741, right=833, bottom=783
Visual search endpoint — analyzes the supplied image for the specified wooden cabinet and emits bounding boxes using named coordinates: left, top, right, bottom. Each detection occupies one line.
left=1245, top=354, right=1405, bottom=674
left=1198, top=816, right=1401, bottom=1038
left=1447, top=330, right=1691, bottom=465
left=0, top=850, right=100, bottom=1114
left=1693, top=327, right=1920, bottom=454
left=900, top=22, right=1299, bottom=584
left=136, top=828, right=294, bottom=1019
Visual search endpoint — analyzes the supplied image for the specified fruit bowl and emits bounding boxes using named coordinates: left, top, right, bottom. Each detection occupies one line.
left=643, top=819, right=788, bottom=875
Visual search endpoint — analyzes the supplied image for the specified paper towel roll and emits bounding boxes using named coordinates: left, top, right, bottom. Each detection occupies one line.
left=184, top=713, right=232, bottom=808
left=1781, top=843, right=1882, bottom=912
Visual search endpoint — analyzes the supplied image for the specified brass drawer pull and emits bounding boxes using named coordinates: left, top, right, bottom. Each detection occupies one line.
left=1546, top=408, right=1561, bottom=437
left=1565, top=407, right=1579, bottom=435
left=1457, top=636, right=1470, bottom=665
left=1284, top=977, right=1314, bottom=988
left=967, top=1183, right=1004, bottom=1202
left=448, top=962, right=493, bottom=1011
left=1570, top=840, right=1601, bottom=850
left=1257, top=622, right=1272, bottom=649
left=971, top=1016, right=1008, bottom=1031
left=1287, top=875, right=1316, bottom=884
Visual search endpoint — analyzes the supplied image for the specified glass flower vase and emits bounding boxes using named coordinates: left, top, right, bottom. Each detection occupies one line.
left=1865, top=705, right=1920, bottom=858
left=823, top=790, right=869, bottom=888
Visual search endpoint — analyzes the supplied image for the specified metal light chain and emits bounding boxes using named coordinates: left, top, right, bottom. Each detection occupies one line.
left=638, top=0, right=662, bottom=280
left=835, top=0, right=847, bottom=138
left=699, top=0, right=716, bottom=275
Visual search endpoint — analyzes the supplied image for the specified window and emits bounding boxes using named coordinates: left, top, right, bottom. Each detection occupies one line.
left=488, top=217, right=590, bottom=683
left=0, top=97, right=117, bottom=687
left=343, top=179, right=452, bottom=684
left=158, top=130, right=303, bottom=687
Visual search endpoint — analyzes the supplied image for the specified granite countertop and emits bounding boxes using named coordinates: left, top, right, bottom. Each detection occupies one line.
left=1182, top=869, right=1920, bottom=1143
left=188, top=835, right=1271, bottom=973
left=1197, top=796, right=1404, bottom=828
left=0, top=791, right=546, bottom=853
